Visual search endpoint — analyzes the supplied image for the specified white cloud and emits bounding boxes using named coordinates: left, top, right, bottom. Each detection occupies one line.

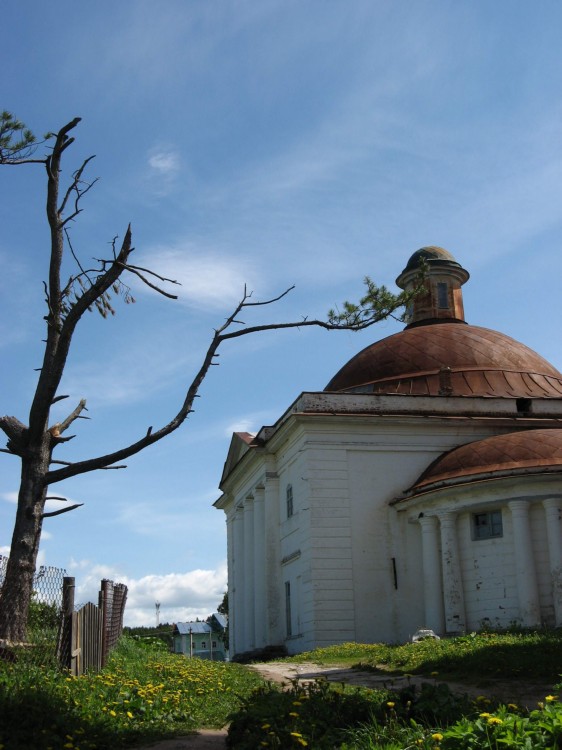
left=0, top=492, right=17, bottom=504
left=70, top=560, right=227, bottom=627
left=222, top=410, right=274, bottom=437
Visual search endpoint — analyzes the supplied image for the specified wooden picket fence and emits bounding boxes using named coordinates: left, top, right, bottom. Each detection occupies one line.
left=57, top=577, right=128, bottom=676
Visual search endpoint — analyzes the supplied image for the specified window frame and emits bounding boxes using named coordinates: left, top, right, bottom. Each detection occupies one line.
left=472, top=510, right=503, bottom=541
left=286, top=483, right=294, bottom=518
left=437, top=281, right=449, bottom=309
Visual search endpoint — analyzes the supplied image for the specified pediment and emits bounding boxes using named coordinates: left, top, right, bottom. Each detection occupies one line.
left=220, top=431, right=256, bottom=485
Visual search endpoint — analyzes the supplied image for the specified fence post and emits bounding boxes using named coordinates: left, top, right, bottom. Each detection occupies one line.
left=57, top=577, right=75, bottom=670
left=100, top=579, right=110, bottom=667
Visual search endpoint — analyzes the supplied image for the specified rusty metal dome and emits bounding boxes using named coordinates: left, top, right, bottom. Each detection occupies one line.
left=324, top=322, right=562, bottom=398
left=401, top=245, right=465, bottom=274
left=410, top=428, right=562, bottom=494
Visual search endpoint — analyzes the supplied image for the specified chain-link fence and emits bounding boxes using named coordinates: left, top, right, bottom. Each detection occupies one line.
left=0, top=555, right=66, bottom=667
left=0, top=556, right=127, bottom=673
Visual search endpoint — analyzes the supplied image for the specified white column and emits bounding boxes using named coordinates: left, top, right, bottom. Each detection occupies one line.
left=437, top=511, right=466, bottom=633
left=243, top=495, right=255, bottom=650
left=232, top=506, right=245, bottom=654
left=225, top=505, right=235, bottom=656
left=253, top=485, right=267, bottom=648
left=418, top=515, right=445, bottom=634
left=509, top=500, right=541, bottom=627
left=543, top=497, right=562, bottom=625
left=264, top=462, right=282, bottom=645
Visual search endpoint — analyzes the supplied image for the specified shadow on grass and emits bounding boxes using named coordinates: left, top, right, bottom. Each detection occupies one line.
left=359, top=631, right=562, bottom=683
left=0, top=683, right=168, bottom=750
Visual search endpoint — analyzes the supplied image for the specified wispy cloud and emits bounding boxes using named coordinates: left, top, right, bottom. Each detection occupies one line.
left=144, top=145, right=182, bottom=197
left=133, top=244, right=262, bottom=310
left=148, top=148, right=180, bottom=175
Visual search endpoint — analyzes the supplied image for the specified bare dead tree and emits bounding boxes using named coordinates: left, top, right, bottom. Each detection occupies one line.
left=0, top=113, right=415, bottom=641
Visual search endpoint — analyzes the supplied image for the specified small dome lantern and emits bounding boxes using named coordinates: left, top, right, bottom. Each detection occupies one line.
left=396, top=246, right=470, bottom=327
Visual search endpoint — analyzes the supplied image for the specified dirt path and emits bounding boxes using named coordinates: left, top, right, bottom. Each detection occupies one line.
left=132, top=662, right=557, bottom=749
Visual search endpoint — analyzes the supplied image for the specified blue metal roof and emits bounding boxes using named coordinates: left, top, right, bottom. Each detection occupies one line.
left=211, top=612, right=227, bottom=629
left=175, top=622, right=211, bottom=635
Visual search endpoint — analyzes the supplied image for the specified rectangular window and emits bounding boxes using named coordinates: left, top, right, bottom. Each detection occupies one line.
left=212, top=641, right=217, bottom=648
left=437, top=282, right=449, bottom=309
left=285, top=581, right=292, bottom=637
left=201, top=641, right=206, bottom=649
left=286, top=484, right=294, bottom=518
left=472, top=510, right=503, bottom=540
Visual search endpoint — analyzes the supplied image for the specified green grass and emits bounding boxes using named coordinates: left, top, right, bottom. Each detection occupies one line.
left=0, top=635, right=263, bottom=750
left=3, top=630, right=562, bottom=749
left=280, top=629, right=562, bottom=682
left=228, top=630, right=562, bottom=749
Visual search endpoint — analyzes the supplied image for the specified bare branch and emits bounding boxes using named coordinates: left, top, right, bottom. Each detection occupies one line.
left=57, top=399, right=88, bottom=435
left=42, top=503, right=83, bottom=519
left=59, top=155, right=96, bottom=222
left=117, top=263, right=179, bottom=299
left=240, top=285, right=295, bottom=307
left=0, top=416, right=28, bottom=456
left=49, top=458, right=127, bottom=470
left=51, top=394, right=69, bottom=404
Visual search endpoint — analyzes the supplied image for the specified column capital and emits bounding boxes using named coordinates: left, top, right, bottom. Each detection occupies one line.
left=508, top=499, right=531, bottom=513
left=436, top=510, right=456, bottom=526
left=543, top=497, right=562, bottom=511
left=253, top=485, right=265, bottom=501
left=418, top=515, right=439, bottom=530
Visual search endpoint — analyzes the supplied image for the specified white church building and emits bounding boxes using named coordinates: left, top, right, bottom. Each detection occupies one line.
left=215, top=247, right=562, bottom=657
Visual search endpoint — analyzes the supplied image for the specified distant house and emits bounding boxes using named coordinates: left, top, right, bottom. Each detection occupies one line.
left=172, top=613, right=228, bottom=661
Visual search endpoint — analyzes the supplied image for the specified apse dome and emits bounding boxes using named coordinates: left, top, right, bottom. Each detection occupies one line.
left=410, top=428, right=562, bottom=495
left=325, top=247, right=562, bottom=399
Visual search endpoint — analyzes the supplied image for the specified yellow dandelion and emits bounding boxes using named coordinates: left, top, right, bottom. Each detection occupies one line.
left=546, top=695, right=557, bottom=702
left=109, top=710, right=117, bottom=717
left=387, top=701, right=395, bottom=708
left=289, top=711, right=299, bottom=717
left=479, top=712, right=491, bottom=718
left=127, top=711, right=133, bottom=719
left=488, top=717, right=503, bottom=725
left=432, top=733, right=444, bottom=741
left=261, top=724, right=271, bottom=730
left=290, top=732, right=303, bottom=738
left=508, top=703, right=518, bottom=710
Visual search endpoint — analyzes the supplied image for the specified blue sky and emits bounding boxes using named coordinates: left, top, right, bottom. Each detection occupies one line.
left=2, top=1, right=562, bottom=626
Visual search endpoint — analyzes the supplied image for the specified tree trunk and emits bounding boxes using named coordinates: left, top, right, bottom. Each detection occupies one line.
left=0, top=453, right=49, bottom=642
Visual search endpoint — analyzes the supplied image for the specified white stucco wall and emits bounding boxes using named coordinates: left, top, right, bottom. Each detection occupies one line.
left=218, top=395, right=562, bottom=656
